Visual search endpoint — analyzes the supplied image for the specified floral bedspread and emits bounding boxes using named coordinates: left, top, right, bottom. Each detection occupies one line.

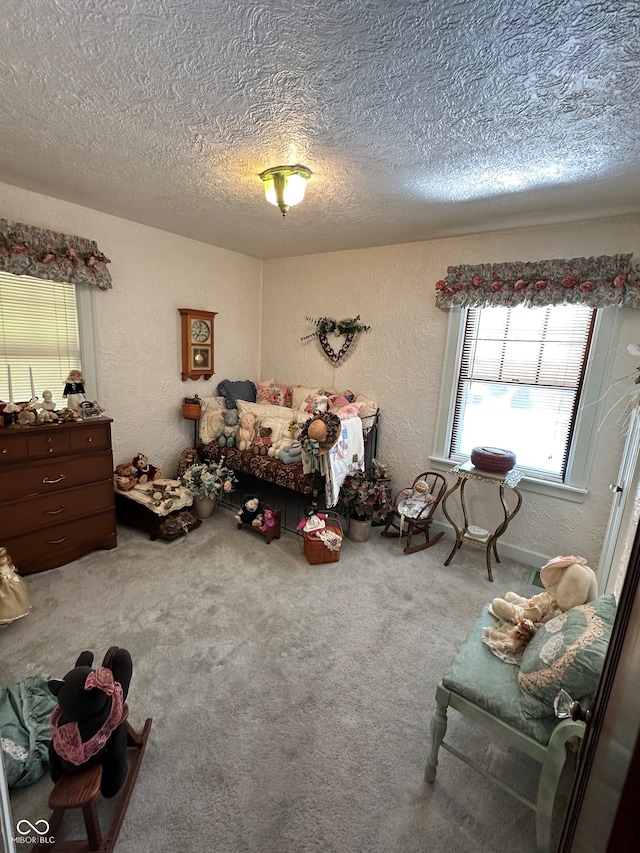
left=202, top=444, right=320, bottom=495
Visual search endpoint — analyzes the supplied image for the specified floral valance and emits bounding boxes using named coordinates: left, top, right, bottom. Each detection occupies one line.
left=435, top=254, right=639, bottom=310
left=0, top=217, right=112, bottom=290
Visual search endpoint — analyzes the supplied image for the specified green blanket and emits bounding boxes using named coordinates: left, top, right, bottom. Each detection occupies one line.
left=1, top=674, right=55, bottom=788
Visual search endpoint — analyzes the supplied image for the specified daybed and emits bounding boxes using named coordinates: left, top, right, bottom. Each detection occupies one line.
left=198, top=379, right=379, bottom=498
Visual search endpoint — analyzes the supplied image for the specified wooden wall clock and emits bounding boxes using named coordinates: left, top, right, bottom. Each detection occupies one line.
left=179, top=308, right=217, bottom=381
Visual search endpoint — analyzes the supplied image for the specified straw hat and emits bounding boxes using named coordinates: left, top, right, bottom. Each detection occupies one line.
left=299, top=412, right=341, bottom=454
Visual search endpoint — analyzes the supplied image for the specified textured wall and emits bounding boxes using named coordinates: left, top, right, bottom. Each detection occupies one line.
left=2, top=176, right=638, bottom=569
left=0, top=181, right=262, bottom=475
left=261, top=216, right=640, bottom=567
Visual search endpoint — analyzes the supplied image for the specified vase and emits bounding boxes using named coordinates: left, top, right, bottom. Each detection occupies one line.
left=193, top=497, right=217, bottom=519
left=347, top=516, right=371, bottom=542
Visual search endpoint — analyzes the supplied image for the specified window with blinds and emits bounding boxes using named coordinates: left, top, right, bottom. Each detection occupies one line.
left=450, top=304, right=596, bottom=481
left=0, top=271, right=82, bottom=404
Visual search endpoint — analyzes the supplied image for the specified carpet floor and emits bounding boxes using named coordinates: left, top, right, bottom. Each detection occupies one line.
left=3, top=507, right=573, bottom=852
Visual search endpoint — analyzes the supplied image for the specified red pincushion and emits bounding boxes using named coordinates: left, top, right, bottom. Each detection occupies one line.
left=470, top=446, right=516, bottom=474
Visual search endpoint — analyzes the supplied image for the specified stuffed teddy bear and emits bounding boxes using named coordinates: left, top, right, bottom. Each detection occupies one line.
left=251, top=426, right=273, bottom=456
left=174, top=447, right=198, bottom=480
left=218, top=409, right=239, bottom=447
left=48, top=647, right=133, bottom=798
left=114, top=462, right=138, bottom=492
left=237, top=412, right=258, bottom=451
left=235, top=494, right=264, bottom=527
left=490, top=555, right=598, bottom=624
left=132, top=453, right=163, bottom=484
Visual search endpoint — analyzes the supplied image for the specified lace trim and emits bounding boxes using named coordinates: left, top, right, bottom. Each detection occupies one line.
left=519, top=605, right=605, bottom=690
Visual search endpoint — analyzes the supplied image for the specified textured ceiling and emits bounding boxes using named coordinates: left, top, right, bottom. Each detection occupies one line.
left=1, top=0, right=639, bottom=260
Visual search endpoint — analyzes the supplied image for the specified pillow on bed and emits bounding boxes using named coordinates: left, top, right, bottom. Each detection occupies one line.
left=217, top=379, right=257, bottom=409
left=518, top=595, right=616, bottom=719
left=291, top=385, right=322, bottom=410
left=299, top=394, right=329, bottom=415
left=236, top=399, right=294, bottom=421
left=199, top=396, right=226, bottom=412
left=256, top=382, right=293, bottom=408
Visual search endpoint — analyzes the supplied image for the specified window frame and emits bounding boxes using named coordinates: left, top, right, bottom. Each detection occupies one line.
left=430, top=305, right=621, bottom=502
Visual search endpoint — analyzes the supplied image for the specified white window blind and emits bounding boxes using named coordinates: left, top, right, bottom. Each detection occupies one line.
left=450, top=304, right=595, bottom=481
left=0, top=271, right=81, bottom=404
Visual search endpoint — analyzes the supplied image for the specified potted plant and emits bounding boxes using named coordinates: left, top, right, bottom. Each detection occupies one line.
left=179, top=458, right=238, bottom=518
left=336, top=471, right=393, bottom=542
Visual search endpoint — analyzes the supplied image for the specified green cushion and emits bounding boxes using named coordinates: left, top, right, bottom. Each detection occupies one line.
left=518, top=594, right=616, bottom=719
left=443, top=605, right=558, bottom=745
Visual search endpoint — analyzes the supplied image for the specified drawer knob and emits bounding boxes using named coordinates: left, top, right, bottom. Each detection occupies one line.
left=44, top=506, right=65, bottom=515
left=1, top=448, right=6, bottom=454
left=88, top=437, right=93, bottom=443
left=42, top=474, right=65, bottom=484
left=48, top=537, right=68, bottom=544
left=47, top=437, right=53, bottom=443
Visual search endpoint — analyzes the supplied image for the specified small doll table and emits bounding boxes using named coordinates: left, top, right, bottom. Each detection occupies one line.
left=114, top=479, right=201, bottom=541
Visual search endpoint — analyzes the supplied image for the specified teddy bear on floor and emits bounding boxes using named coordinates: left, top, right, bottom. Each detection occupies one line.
left=237, top=412, right=258, bottom=451
left=218, top=410, right=239, bottom=448
left=490, top=555, right=598, bottom=624
left=235, top=494, right=264, bottom=527
left=113, top=462, right=138, bottom=492
left=48, top=647, right=133, bottom=798
left=132, top=452, right=163, bottom=484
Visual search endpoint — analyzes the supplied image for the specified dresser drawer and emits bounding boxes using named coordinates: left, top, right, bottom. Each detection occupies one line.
left=0, top=432, right=29, bottom=464
left=4, top=510, right=116, bottom=571
left=0, top=480, right=115, bottom=538
left=0, top=450, right=114, bottom=501
left=26, top=430, right=72, bottom=458
left=70, top=422, right=111, bottom=452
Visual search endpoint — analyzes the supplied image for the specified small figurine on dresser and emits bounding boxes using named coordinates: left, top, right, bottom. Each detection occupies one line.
left=63, top=369, right=87, bottom=411
left=37, top=390, right=59, bottom=423
left=40, top=389, right=57, bottom=411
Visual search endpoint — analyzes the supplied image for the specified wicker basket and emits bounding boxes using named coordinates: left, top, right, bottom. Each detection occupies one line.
left=182, top=402, right=202, bottom=421
left=303, top=511, right=343, bottom=565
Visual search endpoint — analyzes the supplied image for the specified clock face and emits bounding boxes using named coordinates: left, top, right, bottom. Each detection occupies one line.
left=191, top=319, right=210, bottom=342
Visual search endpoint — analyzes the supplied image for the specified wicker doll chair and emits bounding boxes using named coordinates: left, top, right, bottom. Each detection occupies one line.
left=380, top=470, right=446, bottom=554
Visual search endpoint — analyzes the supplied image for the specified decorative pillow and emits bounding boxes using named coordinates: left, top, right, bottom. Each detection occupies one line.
left=335, top=401, right=365, bottom=419
left=328, top=393, right=351, bottom=412
left=256, top=382, right=293, bottom=408
left=290, top=385, right=322, bottom=410
left=518, top=595, right=616, bottom=719
left=299, top=394, right=329, bottom=415
left=355, top=394, right=378, bottom=418
left=217, top=379, right=257, bottom=409
left=236, top=400, right=294, bottom=422
left=199, top=396, right=226, bottom=412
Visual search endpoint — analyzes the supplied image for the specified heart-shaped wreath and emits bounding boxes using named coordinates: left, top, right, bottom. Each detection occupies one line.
left=302, top=315, right=371, bottom=364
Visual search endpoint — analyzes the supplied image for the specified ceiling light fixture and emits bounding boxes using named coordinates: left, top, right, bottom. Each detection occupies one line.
left=259, top=164, right=312, bottom=216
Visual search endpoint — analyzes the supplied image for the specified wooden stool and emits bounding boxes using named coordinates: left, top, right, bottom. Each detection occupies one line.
left=237, top=506, right=281, bottom=544
left=48, top=763, right=103, bottom=850
left=43, top=708, right=152, bottom=852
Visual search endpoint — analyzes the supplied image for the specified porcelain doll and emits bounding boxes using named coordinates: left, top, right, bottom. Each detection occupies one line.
left=63, top=369, right=86, bottom=411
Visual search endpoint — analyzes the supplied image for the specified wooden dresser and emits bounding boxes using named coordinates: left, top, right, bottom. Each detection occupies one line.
left=0, top=417, right=117, bottom=575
